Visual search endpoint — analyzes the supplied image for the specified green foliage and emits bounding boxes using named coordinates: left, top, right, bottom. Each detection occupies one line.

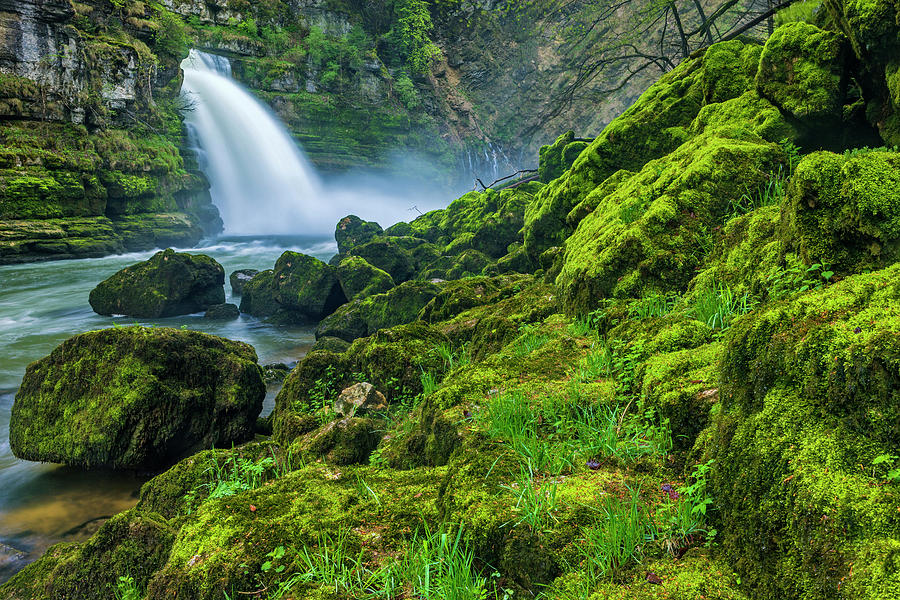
left=114, top=575, right=141, bottom=600
left=775, top=0, right=822, bottom=26
left=394, top=73, right=421, bottom=109
left=154, top=8, right=189, bottom=58
left=871, top=454, right=900, bottom=482
left=502, top=461, right=560, bottom=530
left=688, top=284, right=757, bottom=330
left=627, top=293, right=677, bottom=320
left=387, top=0, right=442, bottom=73
left=575, top=488, right=654, bottom=581
left=512, top=323, right=550, bottom=356
left=765, top=259, right=834, bottom=299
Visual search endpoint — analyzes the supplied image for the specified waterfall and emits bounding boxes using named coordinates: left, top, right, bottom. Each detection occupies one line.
left=180, top=49, right=323, bottom=235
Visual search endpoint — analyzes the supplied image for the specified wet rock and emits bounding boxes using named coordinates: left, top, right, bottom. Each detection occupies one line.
left=204, top=303, right=240, bottom=320
left=334, top=215, right=383, bottom=255
left=310, top=336, right=351, bottom=354
left=229, top=269, right=259, bottom=296
left=8, top=326, right=264, bottom=470
left=349, top=239, right=416, bottom=283
left=262, top=363, right=291, bottom=384
left=89, top=249, right=225, bottom=318
left=333, top=382, right=388, bottom=418
left=335, top=255, right=395, bottom=300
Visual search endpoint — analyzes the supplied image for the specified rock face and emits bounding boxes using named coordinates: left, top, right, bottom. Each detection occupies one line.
left=332, top=382, right=388, bottom=418
left=204, top=303, right=240, bottom=320
left=334, top=215, right=383, bottom=255
left=89, top=249, right=225, bottom=318
left=8, top=326, right=265, bottom=470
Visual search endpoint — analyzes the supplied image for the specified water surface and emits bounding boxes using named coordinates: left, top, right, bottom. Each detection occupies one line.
left=0, top=235, right=334, bottom=580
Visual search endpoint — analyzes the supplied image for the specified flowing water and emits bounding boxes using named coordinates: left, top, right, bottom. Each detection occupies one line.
left=0, top=236, right=334, bottom=580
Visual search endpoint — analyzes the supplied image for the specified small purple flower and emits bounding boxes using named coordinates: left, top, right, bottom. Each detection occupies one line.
left=463, top=409, right=472, bottom=419
left=661, top=483, right=673, bottom=493
left=854, top=327, right=862, bottom=334
left=668, top=489, right=680, bottom=500
left=586, top=459, right=601, bottom=470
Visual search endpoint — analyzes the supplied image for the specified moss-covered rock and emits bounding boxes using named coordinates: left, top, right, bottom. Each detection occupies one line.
left=89, top=248, right=225, bottom=318
left=788, top=148, right=900, bottom=275
left=334, top=214, right=383, bottom=255
left=538, top=130, right=590, bottom=183
left=700, top=264, right=900, bottom=598
left=239, top=252, right=347, bottom=323
left=755, top=22, right=849, bottom=124
left=558, top=129, right=785, bottom=313
left=203, top=303, right=239, bottom=320
left=315, top=280, right=443, bottom=342
left=335, top=255, right=395, bottom=300
left=0, top=509, right=175, bottom=600
left=229, top=268, right=258, bottom=296
left=9, top=326, right=264, bottom=470
left=349, top=238, right=416, bottom=283
left=420, top=274, right=535, bottom=323
left=293, top=416, right=383, bottom=465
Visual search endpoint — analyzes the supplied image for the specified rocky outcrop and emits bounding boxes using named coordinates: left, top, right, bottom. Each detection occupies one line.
left=89, top=248, right=225, bottom=318
left=229, top=268, right=259, bottom=295
left=8, top=326, right=265, bottom=470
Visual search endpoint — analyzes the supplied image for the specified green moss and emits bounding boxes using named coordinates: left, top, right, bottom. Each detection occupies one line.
left=755, top=22, right=848, bottom=123
left=539, top=131, right=590, bottom=183
left=9, top=326, right=265, bottom=470
left=558, top=129, right=785, bottom=313
left=0, top=510, right=175, bottom=600
left=701, top=39, right=763, bottom=105
left=315, top=279, right=443, bottom=342
left=701, top=264, right=900, bottom=598
left=89, top=248, right=225, bottom=318
left=334, top=214, right=383, bottom=255
left=335, top=255, right=395, bottom=300
left=787, top=149, right=900, bottom=274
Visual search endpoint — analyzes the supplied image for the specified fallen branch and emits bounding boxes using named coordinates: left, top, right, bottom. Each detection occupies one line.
left=477, top=169, right=539, bottom=191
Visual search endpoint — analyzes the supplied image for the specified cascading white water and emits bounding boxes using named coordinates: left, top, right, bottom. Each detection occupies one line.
left=180, top=49, right=324, bottom=235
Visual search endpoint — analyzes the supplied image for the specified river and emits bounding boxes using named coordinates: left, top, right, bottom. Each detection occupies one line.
left=0, top=235, right=334, bottom=580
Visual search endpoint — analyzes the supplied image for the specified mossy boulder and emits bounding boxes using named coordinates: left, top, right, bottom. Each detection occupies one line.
left=0, top=509, right=175, bottom=600
left=334, top=214, right=383, bottom=255
left=558, top=129, right=785, bottom=313
left=9, top=326, right=265, bottom=470
left=229, top=268, right=258, bottom=296
left=349, top=238, right=416, bottom=283
left=701, top=264, right=900, bottom=598
left=420, top=274, right=535, bottom=323
left=335, top=255, right=395, bottom=300
left=88, top=248, right=225, bottom=318
left=315, top=280, right=443, bottom=342
left=239, top=252, right=347, bottom=323
left=203, top=303, right=239, bottom=320
left=273, top=322, right=448, bottom=444
left=788, top=149, right=900, bottom=275
left=755, top=22, right=848, bottom=124
left=292, top=416, right=383, bottom=465
left=538, top=130, right=590, bottom=183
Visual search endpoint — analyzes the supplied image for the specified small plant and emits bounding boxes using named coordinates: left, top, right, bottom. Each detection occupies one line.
left=420, top=368, right=440, bottom=397
left=767, top=259, right=834, bottom=299
left=657, top=460, right=718, bottom=554
left=689, top=284, right=757, bottom=329
left=114, top=575, right=141, bottom=600
left=502, top=461, right=560, bottom=530
left=294, top=529, right=373, bottom=595
left=627, top=293, right=677, bottom=320
left=575, top=488, right=654, bottom=581
left=872, top=453, right=900, bottom=482
left=513, top=323, right=549, bottom=356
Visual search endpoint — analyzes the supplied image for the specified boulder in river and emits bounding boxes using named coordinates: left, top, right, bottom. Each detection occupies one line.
left=229, top=269, right=259, bottom=296
left=204, top=303, right=240, bottom=320
left=8, top=326, right=265, bottom=471
left=88, top=248, right=225, bottom=318
left=334, top=215, right=383, bottom=255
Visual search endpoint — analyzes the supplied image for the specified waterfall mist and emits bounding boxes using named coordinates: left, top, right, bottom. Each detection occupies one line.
left=180, top=50, right=455, bottom=236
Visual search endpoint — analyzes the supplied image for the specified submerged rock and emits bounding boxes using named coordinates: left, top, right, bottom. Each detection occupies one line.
left=204, top=303, right=240, bottom=320
left=229, top=268, right=259, bottom=296
left=88, top=248, right=225, bottom=318
left=8, top=326, right=264, bottom=470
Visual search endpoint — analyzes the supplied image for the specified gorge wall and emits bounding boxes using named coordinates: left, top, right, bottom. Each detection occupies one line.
left=0, top=0, right=644, bottom=263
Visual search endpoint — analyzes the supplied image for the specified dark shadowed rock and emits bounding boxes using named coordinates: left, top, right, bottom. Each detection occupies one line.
left=229, top=269, right=259, bottom=296
left=204, top=303, right=240, bottom=320
left=89, top=249, right=225, bottom=318
left=8, top=326, right=265, bottom=471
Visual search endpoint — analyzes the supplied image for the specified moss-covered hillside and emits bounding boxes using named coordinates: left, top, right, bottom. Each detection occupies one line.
left=4, top=2, right=900, bottom=599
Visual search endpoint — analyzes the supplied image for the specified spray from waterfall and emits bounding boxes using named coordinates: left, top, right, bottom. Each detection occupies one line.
left=180, top=49, right=323, bottom=235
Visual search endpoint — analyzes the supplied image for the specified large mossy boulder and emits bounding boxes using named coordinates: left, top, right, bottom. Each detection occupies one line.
left=239, top=251, right=347, bottom=323
left=335, top=255, right=395, bottom=300
left=0, top=509, right=175, bottom=600
left=334, top=214, right=383, bottom=255
left=9, top=326, right=265, bottom=470
left=349, top=238, right=416, bottom=283
left=315, top=280, right=443, bottom=342
left=700, top=264, right=900, bottom=598
left=755, top=22, right=849, bottom=125
left=538, top=130, right=590, bottom=183
left=88, top=248, right=225, bottom=318
left=788, top=148, right=900, bottom=275
left=557, top=129, right=785, bottom=313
